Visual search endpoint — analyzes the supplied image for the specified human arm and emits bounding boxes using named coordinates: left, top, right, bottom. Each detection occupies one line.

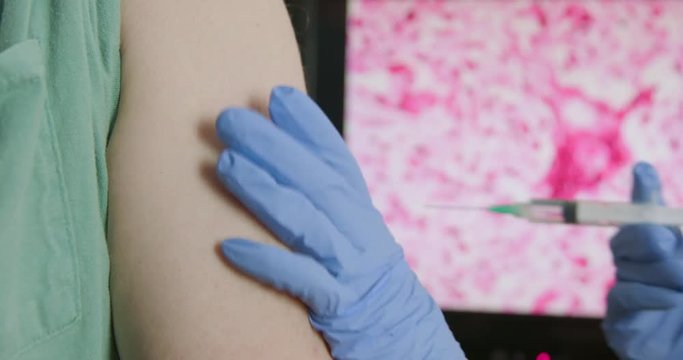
left=214, top=86, right=467, bottom=359
left=603, top=163, right=683, bottom=359
left=107, top=0, right=331, bottom=358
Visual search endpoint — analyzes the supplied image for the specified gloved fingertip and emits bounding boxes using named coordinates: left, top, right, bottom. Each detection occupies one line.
left=216, top=150, right=234, bottom=178
left=269, top=85, right=304, bottom=120
left=220, top=238, right=255, bottom=260
left=216, top=108, right=236, bottom=132
left=632, top=162, right=664, bottom=204
left=216, top=107, right=260, bottom=132
left=272, top=85, right=296, bottom=98
left=215, top=108, right=244, bottom=147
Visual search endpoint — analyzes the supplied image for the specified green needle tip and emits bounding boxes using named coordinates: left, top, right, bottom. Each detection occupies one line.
left=488, top=204, right=521, bottom=216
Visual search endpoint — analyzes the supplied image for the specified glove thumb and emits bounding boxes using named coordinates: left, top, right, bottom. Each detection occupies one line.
left=632, top=162, right=664, bottom=205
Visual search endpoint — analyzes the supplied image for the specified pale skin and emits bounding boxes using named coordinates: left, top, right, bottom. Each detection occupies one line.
left=107, top=0, right=332, bottom=358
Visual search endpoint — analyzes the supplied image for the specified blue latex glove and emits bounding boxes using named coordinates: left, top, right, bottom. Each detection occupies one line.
left=603, top=162, right=683, bottom=360
left=215, top=86, right=466, bottom=360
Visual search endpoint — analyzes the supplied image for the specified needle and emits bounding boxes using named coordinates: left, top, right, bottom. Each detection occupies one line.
left=424, top=204, right=491, bottom=211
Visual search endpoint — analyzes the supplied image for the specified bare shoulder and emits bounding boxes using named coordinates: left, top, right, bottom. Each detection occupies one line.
left=108, top=0, right=330, bottom=358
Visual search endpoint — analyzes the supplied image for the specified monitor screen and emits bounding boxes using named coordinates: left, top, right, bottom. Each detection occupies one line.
left=345, top=0, right=683, bottom=317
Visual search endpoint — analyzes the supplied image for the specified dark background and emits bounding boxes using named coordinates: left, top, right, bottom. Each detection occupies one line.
left=283, top=1, right=618, bottom=359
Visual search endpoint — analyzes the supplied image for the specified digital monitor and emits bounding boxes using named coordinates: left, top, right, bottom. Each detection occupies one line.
left=345, top=0, right=683, bottom=318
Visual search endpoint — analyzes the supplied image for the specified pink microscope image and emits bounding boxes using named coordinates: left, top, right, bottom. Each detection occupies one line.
left=345, top=1, right=683, bottom=316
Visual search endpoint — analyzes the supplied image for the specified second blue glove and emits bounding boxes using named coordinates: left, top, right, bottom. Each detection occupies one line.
left=603, top=163, right=683, bottom=360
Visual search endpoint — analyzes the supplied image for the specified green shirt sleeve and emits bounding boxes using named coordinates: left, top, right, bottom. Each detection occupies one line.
left=0, top=1, right=120, bottom=359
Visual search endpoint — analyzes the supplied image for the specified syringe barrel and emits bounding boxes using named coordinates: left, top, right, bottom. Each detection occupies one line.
left=575, top=201, right=683, bottom=226
left=526, top=199, right=683, bottom=226
left=520, top=200, right=568, bottom=223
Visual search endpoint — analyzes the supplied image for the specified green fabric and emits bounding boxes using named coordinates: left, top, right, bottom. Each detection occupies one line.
left=0, top=1, right=120, bottom=359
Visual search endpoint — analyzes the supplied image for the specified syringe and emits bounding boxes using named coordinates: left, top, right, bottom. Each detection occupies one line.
left=430, top=199, right=683, bottom=227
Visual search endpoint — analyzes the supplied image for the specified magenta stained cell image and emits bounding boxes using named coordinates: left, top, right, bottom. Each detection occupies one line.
left=345, top=1, right=683, bottom=316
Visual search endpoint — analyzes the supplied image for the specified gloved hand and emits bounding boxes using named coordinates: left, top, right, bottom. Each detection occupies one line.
left=603, top=162, right=683, bottom=360
left=214, top=86, right=466, bottom=360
